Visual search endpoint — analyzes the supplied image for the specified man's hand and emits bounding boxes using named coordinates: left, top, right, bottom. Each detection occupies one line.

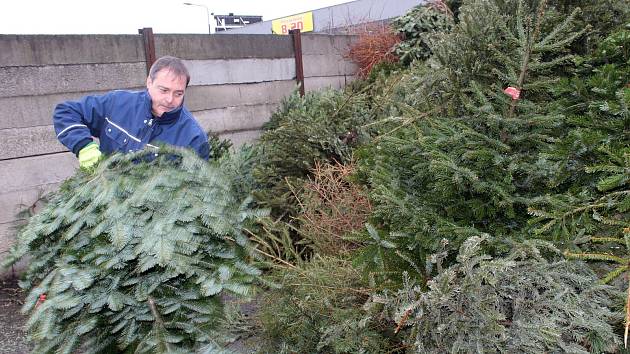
left=78, top=142, right=102, bottom=169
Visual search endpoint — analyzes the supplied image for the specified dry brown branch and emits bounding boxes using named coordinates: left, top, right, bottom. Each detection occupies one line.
left=294, top=160, right=372, bottom=256
left=428, top=0, right=454, bottom=17
left=344, top=24, right=401, bottom=78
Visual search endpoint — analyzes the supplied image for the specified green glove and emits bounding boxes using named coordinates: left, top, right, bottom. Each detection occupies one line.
left=78, top=142, right=102, bottom=169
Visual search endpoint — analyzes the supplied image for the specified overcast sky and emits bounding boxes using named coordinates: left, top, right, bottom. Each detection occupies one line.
left=0, top=0, right=354, bottom=34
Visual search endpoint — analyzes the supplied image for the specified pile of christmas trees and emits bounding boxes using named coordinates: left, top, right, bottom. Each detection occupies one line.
left=250, top=0, right=629, bottom=352
left=5, top=0, right=629, bottom=352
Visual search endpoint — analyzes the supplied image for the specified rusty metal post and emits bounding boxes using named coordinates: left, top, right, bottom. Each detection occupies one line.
left=289, top=29, right=305, bottom=97
left=138, top=27, right=156, bottom=75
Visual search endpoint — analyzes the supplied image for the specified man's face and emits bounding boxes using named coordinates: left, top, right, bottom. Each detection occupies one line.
left=146, top=68, right=187, bottom=117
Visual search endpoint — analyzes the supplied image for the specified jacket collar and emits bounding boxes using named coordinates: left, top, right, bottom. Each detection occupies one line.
left=144, top=90, right=183, bottom=125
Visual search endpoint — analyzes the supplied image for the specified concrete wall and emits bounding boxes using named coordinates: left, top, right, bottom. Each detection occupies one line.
left=0, top=32, right=357, bottom=268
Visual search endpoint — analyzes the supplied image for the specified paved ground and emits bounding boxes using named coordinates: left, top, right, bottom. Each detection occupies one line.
left=0, top=277, right=30, bottom=354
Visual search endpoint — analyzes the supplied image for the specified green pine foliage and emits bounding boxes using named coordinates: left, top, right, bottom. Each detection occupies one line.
left=527, top=26, right=629, bottom=330
left=3, top=147, right=265, bottom=353
left=254, top=88, right=372, bottom=213
left=534, top=25, right=630, bottom=194
left=354, top=0, right=585, bottom=284
left=529, top=25, right=629, bottom=244
left=250, top=89, right=373, bottom=264
left=435, top=0, right=586, bottom=108
left=243, top=1, right=630, bottom=351
left=392, top=3, right=454, bottom=65
left=385, top=236, right=621, bottom=353
left=346, top=222, right=420, bottom=290
left=215, top=143, right=261, bottom=203
left=257, top=256, right=402, bottom=353
left=207, top=134, right=233, bottom=161
left=547, top=0, right=630, bottom=54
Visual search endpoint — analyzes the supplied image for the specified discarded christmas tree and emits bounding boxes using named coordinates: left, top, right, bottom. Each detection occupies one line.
left=355, top=0, right=587, bottom=283
left=529, top=23, right=629, bottom=343
left=386, top=236, right=621, bottom=353
left=4, top=147, right=265, bottom=353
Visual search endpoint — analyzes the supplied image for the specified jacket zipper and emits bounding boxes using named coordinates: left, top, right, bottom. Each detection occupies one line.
left=141, top=119, right=154, bottom=144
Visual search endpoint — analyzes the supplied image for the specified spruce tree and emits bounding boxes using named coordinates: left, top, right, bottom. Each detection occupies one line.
left=355, top=0, right=584, bottom=282
left=392, top=2, right=454, bottom=65
left=254, top=89, right=372, bottom=214
left=250, top=89, right=373, bottom=263
left=384, top=236, right=621, bottom=353
left=3, top=147, right=265, bottom=353
left=528, top=24, right=629, bottom=342
left=530, top=25, right=629, bottom=241
left=258, top=256, right=400, bottom=353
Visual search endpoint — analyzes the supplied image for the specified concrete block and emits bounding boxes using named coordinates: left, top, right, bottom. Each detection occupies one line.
left=0, top=183, right=66, bottom=225
left=330, top=35, right=359, bottom=54
left=0, top=89, right=139, bottom=130
left=0, top=153, right=75, bottom=227
left=155, top=34, right=294, bottom=60
left=302, top=34, right=337, bottom=55
left=0, top=35, right=144, bottom=67
left=0, top=79, right=294, bottom=132
left=236, top=81, right=298, bottom=106
left=0, top=189, right=49, bottom=258
left=0, top=63, right=146, bottom=98
left=0, top=125, right=69, bottom=160
left=0, top=183, right=59, bottom=268
left=185, top=85, right=242, bottom=111
left=305, top=75, right=356, bottom=92
left=184, top=80, right=296, bottom=111
left=0, top=153, right=74, bottom=269
left=218, top=130, right=262, bottom=147
left=0, top=153, right=77, bottom=195
left=0, top=223, right=29, bottom=276
left=302, top=34, right=358, bottom=55
left=195, top=103, right=279, bottom=134
left=0, top=221, right=21, bottom=256
left=185, top=58, right=295, bottom=86
left=303, top=54, right=357, bottom=77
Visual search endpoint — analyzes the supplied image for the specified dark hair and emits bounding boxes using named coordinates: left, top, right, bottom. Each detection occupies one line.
left=148, top=56, right=191, bottom=87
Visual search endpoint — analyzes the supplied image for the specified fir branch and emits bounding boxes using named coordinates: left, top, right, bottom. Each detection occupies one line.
left=147, top=296, right=174, bottom=353
left=537, top=8, right=579, bottom=47
left=601, top=265, right=628, bottom=284
left=591, top=236, right=626, bottom=245
left=564, top=250, right=626, bottom=264
left=508, top=0, right=547, bottom=118
left=386, top=237, right=620, bottom=352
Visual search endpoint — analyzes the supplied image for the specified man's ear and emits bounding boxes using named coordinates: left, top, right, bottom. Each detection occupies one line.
left=146, top=76, right=152, bottom=88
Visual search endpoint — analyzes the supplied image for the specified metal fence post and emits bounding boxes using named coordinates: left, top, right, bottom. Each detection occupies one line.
left=138, top=27, right=156, bottom=75
left=289, top=29, right=305, bottom=97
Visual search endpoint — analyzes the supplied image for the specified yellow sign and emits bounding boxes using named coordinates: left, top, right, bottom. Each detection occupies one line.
left=272, top=12, right=314, bottom=35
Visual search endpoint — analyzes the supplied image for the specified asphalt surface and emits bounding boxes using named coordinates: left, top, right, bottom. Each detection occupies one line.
left=0, top=277, right=30, bottom=354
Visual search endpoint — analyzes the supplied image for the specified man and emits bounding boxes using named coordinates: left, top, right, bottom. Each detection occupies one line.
left=53, top=56, right=210, bottom=168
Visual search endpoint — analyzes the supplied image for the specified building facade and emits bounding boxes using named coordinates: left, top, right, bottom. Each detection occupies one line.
left=219, top=0, right=426, bottom=35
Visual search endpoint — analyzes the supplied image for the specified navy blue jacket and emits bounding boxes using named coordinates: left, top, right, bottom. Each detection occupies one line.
left=53, top=90, right=210, bottom=160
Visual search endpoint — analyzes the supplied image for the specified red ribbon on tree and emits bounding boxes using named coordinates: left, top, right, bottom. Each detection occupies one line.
left=35, top=294, right=46, bottom=307
left=504, top=86, right=521, bottom=100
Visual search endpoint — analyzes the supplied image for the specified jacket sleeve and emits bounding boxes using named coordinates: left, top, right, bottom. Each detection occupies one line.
left=53, top=92, right=113, bottom=155
left=191, top=135, right=210, bottom=160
